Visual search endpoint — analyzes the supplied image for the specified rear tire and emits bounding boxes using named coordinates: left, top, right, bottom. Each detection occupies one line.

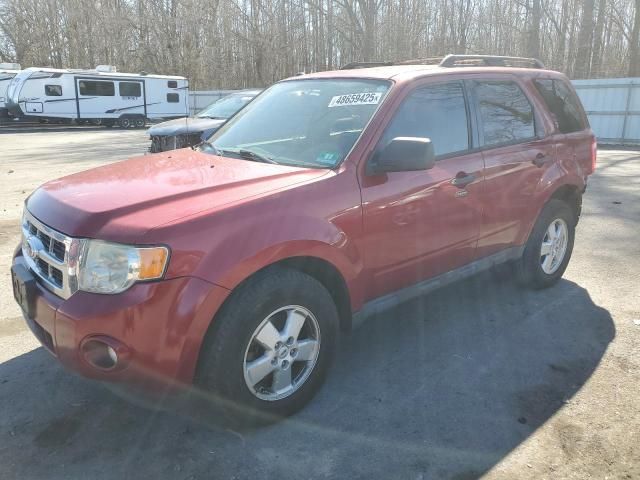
left=515, top=199, right=576, bottom=289
left=118, top=118, right=131, bottom=128
left=135, top=118, right=146, bottom=128
left=194, top=266, right=338, bottom=426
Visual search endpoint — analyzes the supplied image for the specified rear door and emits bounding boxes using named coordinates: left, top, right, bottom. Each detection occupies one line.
left=470, top=77, right=555, bottom=258
left=359, top=80, right=484, bottom=299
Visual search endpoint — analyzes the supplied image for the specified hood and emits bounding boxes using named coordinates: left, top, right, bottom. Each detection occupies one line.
left=147, top=117, right=226, bottom=137
left=27, top=149, right=329, bottom=242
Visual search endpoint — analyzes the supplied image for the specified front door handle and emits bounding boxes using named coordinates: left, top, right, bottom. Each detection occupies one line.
left=532, top=153, right=549, bottom=167
left=451, top=172, right=476, bottom=188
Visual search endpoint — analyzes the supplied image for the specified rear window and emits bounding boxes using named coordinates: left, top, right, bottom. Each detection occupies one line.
left=79, top=80, right=115, bottom=96
left=473, top=81, right=536, bottom=146
left=534, top=79, right=587, bottom=134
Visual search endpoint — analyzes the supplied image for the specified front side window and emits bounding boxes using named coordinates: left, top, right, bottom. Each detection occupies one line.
left=119, top=82, right=141, bottom=97
left=379, top=82, right=469, bottom=157
left=204, top=79, right=391, bottom=168
left=45, top=84, right=62, bottom=96
left=534, top=79, right=587, bottom=134
left=474, top=81, right=535, bottom=146
left=79, top=80, right=115, bottom=96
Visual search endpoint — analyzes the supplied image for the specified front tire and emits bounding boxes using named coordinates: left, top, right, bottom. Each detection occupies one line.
left=195, top=266, right=339, bottom=424
left=515, top=199, right=576, bottom=289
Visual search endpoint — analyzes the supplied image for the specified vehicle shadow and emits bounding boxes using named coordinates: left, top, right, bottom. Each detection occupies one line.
left=0, top=272, right=613, bottom=480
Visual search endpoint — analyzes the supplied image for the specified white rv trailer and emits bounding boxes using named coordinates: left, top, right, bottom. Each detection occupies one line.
left=0, top=63, right=21, bottom=118
left=5, top=65, right=189, bottom=127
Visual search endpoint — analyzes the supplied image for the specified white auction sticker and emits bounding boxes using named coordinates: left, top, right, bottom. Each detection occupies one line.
left=328, top=92, right=382, bottom=107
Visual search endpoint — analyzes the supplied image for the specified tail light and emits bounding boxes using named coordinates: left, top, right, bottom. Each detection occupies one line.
left=591, top=137, right=597, bottom=173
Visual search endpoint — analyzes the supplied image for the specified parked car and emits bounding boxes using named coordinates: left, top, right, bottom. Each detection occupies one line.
left=11, top=55, right=595, bottom=423
left=147, top=89, right=261, bottom=152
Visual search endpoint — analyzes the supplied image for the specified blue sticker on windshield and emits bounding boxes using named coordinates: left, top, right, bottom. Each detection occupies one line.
left=316, top=151, right=340, bottom=165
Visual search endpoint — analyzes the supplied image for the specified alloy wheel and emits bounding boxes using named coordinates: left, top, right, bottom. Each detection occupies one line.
left=243, top=305, right=321, bottom=401
left=540, top=218, right=569, bottom=274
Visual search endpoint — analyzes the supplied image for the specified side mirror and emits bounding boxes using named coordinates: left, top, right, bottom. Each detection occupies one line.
left=367, top=137, right=436, bottom=175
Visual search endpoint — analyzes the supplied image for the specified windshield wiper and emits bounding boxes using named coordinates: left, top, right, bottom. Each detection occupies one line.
left=238, top=149, right=279, bottom=164
left=197, top=144, right=279, bottom=164
left=218, top=148, right=278, bottom=164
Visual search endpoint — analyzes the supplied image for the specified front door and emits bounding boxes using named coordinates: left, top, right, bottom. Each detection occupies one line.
left=359, top=81, right=483, bottom=300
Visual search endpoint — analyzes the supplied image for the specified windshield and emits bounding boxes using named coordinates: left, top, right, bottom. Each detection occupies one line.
left=197, top=93, right=256, bottom=119
left=201, top=79, right=391, bottom=168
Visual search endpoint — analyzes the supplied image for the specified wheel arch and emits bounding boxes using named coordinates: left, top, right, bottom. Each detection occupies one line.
left=187, top=254, right=354, bottom=385
left=217, top=254, right=354, bottom=334
left=548, top=184, right=583, bottom=223
left=277, top=256, right=353, bottom=332
left=518, top=179, right=584, bottom=246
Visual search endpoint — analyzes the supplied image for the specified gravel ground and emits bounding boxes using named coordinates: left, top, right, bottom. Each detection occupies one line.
left=0, top=130, right=638, bottom=479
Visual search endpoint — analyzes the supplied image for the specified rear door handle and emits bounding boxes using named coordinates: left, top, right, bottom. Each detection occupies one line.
left=451, top=172, right=476, bottom=188
left=532, top=153, right=549, bottom=167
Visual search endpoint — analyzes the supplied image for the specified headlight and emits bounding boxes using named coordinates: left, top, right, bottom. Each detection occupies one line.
left=78, top=240, right=169, bottom=294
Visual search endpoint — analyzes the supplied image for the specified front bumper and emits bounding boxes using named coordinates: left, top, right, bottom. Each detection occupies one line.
left=11, top=250, right=230, bottom=391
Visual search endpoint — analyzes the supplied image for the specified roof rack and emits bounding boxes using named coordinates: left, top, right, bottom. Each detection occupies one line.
left=439, top=54, right=545, bottom=69
left=339, top=54, right=545, bottom=71
left=340, top=61, right=394, bottom=70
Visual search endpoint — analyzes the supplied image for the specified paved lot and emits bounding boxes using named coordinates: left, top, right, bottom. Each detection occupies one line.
left=0, top=130, right=638, bottom=480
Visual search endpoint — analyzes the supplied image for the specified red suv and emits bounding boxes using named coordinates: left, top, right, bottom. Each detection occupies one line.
left=11, top=55, right=596, bottom=421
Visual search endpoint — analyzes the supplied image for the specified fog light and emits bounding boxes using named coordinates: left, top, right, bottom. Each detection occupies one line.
left=81, top=337, right=128, bottom=371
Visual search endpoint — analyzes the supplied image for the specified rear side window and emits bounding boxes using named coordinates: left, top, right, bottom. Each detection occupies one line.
left=167, top=93, right=179, bottom=103
left=119, top=82, right=141, bottom=97
left=474, top=81, right=535, bottom=146
left=380, top=82, right=469, bottom=157
left=45, top=85, right=62, bottom=96
left=79, top=80, right=115, bottom=96
left=534, top=79, right=586, bottom=133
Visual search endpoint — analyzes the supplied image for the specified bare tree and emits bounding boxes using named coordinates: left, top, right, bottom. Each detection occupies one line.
left=0, top=0, right=638, bottom=87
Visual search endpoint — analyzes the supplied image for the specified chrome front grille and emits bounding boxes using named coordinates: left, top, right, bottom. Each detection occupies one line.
left=21, top=209, right=81, bottom=299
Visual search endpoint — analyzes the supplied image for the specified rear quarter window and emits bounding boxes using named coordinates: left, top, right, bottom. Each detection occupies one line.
left=534, top=79, right=587, bottom=133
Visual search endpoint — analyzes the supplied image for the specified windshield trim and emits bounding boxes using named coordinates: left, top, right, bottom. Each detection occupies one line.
left=205, top=78, right=395, bottom=170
